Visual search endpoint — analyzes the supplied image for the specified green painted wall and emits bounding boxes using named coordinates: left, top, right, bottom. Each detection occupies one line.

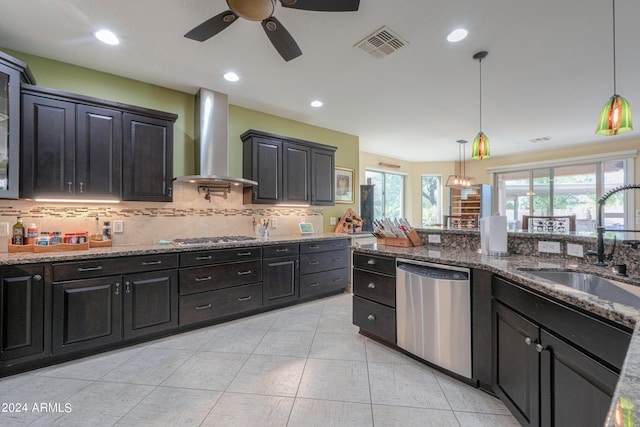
left=3, top=48, right=360, bottom=230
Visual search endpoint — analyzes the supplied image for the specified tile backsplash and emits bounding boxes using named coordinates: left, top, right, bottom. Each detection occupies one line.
left=0, top=185, right=324, bottom=251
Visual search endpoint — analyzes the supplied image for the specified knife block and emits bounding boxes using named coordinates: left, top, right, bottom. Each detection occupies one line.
left=377, top=229, right=422, bottom=247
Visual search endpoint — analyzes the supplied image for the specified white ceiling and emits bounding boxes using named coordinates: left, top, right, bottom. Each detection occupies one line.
left=1, top=0, right=639, bottom=162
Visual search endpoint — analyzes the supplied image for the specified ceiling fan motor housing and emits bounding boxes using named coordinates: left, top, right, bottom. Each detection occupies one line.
left=226, top=0, right=276, bottom=21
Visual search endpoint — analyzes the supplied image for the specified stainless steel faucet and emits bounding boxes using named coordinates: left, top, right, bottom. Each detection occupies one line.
left=587, top=184, right=640, bottom=266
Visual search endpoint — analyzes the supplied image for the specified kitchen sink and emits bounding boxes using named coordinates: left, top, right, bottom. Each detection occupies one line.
left=520, top=269, right=640, bottom=308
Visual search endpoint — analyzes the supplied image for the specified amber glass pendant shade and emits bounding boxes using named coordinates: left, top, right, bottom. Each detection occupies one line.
left=472, top=131, right=490, bottom=160
left=596, top=95, right=633, bottom=136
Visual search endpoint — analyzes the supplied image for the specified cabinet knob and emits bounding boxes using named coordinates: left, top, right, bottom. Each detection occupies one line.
left=524, top=337, right=532, bottom=346
left=367, top=259, right=376, bottom=265
left=67, top=181, right=73, bottom=193
left=367, top=314, right=376, bottom=321
left=32, top=274, right=42, bottom=282
left=368, top=282, right=376, bottom=289
left=536, top=344, right=544, bottom=353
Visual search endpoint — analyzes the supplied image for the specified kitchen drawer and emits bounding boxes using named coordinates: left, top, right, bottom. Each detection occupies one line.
left=179, top=260, right=262, bottom=295
left=353, top=295, right=396, bottom=343
left=263, top=243, right=299, bottom=258
left=300, top=267, right=348, bottom=299
left=179, top=247, right=262, bottom=267
left=53, top=254, right=178, bottom=282
left=353, top=268, right=395, bottom=307
left=299, top=239, right=348, bottom=254
left=353, top=253, right=396, bottom=276
left=179, top=282, right=262, bottom=325
left=300, top=249, right=348, bottom=275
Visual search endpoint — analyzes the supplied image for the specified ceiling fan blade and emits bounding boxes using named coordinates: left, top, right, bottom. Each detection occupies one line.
left=184, top=10, right=238, bottom=41
left=261, top=17, right=302, bottom=62
left=279, top=0, right=360, bottom=12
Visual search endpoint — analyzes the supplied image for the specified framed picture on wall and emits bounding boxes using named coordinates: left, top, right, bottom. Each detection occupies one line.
left=335, top=167, right=354, bottom=204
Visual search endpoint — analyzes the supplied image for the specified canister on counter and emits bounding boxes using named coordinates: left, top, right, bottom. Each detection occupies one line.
left=27, top=223, right=38, bottom=244
left=37, top=232, right=51, bottom=246
left=50, top=231, right=63, bottom=245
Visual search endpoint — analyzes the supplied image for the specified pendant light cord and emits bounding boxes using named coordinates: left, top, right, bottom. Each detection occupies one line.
left=612, top=0, right=617, bottom=95
left=479, top=58, right=483, bottom=131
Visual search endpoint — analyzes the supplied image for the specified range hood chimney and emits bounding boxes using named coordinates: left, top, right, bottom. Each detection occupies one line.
left=175, top=88, right=257, bottom=187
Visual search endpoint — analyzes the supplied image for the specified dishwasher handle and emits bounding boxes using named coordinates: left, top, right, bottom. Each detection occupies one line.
left=397, top=263, right=469, bottom=281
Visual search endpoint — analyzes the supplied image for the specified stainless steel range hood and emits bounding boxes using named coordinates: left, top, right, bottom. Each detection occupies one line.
left=175, top=88, right=257, bottom=187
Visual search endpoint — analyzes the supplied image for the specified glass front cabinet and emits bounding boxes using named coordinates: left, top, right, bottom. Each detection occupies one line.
left=0, top=51, right=34, bottom=199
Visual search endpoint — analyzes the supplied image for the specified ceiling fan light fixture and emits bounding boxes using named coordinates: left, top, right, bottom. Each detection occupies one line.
left=596, top=0, right=633, bottom=136
left=226, top=0, right=275, bottom=21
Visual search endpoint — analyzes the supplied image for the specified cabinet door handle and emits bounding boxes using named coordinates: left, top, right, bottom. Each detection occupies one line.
left=332, top=258, right=342, bottom=262
left=308, top=261, right=319, bottom=265
left=67, top=181, right=73, bottom=193
left=32, top=274, right=42, bottom=281
left=195, top=276, right=212, bottom=282
left=237, top=252, right=252, bottom=257
left=333, top=277, right=343, bottom=282
left=524, top=337, right=532, bottom=346
left=115, top=283, right=120, bottom=295
left=276, top=248, right=289, bottom=252
left=367, top=259, right=376, bottom=265
left=125, top=281, right=130, bottom=294
left=309, top=282, right=320, bottom=287
left=141, top=260, right=162, bottom=266
left=536, top=344, right=545, bottom=353
left=237, top=270, right=252, bottom=276
left=368, top=282, right=376, bottom=289
left=308, top=245, right=320, bottom=249
left=78, top=266, right=103, bottom=272
left=367, top=314, right=376, bottom=321
left=238, top=296, right=253, bottom=301
left=168, top=187, right=172, bottom=197
left=196, top=303, right=212, bottom=310
left=79, top=182, right=84, bottom=193
left=196, top=255, right=212, bottom=260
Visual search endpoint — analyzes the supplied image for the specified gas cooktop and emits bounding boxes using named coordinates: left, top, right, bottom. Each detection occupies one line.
left=172, top=236, right=259, bottom=246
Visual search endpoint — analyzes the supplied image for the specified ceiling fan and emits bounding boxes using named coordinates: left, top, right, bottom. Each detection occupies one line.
left=184, top=0, right=360, bottom=61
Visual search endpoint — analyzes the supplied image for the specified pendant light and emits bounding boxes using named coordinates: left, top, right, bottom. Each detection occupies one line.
left=446, top=140, right=477, bottom=188
left=596, top=0, right=632, bottom=136
left=472, top=51, right=490, bottom=159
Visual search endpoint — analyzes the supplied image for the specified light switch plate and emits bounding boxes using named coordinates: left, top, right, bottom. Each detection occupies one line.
left=566, top=243, right=584, bottom=258
left=113, top=220, right=124, bottom=233
left=428, top=234, right=441, bottom=244
left=538, top=241, right=561, bottom=254
left=330, top=217, right=337, bottom=225
left=271, top=218, right=278, bottom=228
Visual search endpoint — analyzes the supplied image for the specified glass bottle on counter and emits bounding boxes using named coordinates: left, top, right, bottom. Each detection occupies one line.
left=12, top=216, right=25, bottom=245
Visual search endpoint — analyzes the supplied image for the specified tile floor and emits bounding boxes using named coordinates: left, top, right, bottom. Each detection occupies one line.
left=0, top=293, right=519, bottom=426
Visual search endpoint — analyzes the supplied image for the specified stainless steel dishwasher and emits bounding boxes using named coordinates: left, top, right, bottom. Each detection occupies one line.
left=396, top=259, right=472, bottom=379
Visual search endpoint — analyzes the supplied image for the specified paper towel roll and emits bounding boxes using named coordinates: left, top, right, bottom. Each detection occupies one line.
left=488, top=216, right=508, bottom=254
left=479, top=217, right=489, bottom=254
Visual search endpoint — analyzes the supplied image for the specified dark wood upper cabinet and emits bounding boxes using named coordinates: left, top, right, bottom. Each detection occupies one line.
left=241, top=129, right=337, bottom=205
left=0, top=51, right=34, bottom=199
left=122, top=113, right=174, bottom=202
left=21, top=84, right=177, bottom=201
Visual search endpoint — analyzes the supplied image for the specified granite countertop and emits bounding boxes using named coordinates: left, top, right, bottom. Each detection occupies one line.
left=353, top=243, right=640, bottom=426
left=0, top=233, right=349, bottom=266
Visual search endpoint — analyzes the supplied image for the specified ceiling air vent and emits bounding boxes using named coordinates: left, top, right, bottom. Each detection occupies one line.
left=355, top=26, right=408, bottom=59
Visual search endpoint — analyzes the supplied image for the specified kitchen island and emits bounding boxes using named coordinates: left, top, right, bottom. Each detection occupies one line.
left=353, top=235, right=640, bottom=427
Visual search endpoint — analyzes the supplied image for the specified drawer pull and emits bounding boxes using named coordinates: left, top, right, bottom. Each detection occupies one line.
left=367, top=259, right=376, bottom=265
left=196, top=255, right=213, bottom=260
left=308, top=245, right=320, bottom=249
left=309, top=282, right=320, bottom=287
left=115, top=283, right=120, bottom=295
left=368, top=282, right=376, bottom=289
left=238, top=296, right=253, bottom=301
left=195, top=276, right=212, bottom=282
left=308, top=261, right=319, bottom=265
left=237, top=252, right=252, bottom=256
left=78, top=266, right=103, bottom=272
left=237, top=270, right=253, bottom=276
left=276, top=248, right=289, bottom=252
left=524, top=337, right=532, bottom=346
left=141, top=260, right=162, bottom=266
left=333, top=277, right=343, bottom=282
left=32, top=274, right=42, bottom=282
left=196, top=303, right=212, bottom=310
left=333, top=258, right=342, bottom=262
left=367, top=314, right=376, bottom=321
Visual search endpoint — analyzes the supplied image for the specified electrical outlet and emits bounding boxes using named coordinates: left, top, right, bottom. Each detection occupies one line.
left=636, top=217, right=640, bottom=225
left=271, top=218, right=278, bottom=229
left=428, top=234, right=441, bottom=244
left=566, top=243, right=584, bottom=258
left=330, top=217, right=337, bottom=225
left=0, top=222, right=8, bottom=237
left=113, top=220, right=124, bottom=233
left=538, top=241, right=561, bottom=254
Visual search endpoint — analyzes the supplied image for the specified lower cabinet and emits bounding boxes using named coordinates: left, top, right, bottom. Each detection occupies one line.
left=299, top=239, right=349, bottom=298
left=492, top=276, right=630, bottom=427
left=53, top=269, right=178, bottom=354
left=179, top=283, right=262, bottom=325
left=0, top=265, right=45, bottom=361
left=262, top=244, right=299, bottom=307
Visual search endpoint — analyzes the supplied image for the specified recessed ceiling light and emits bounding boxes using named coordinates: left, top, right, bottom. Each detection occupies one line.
left=310, top=100, right=323, bottom=108
left=94, top=29, right=120, bottom=46
left=223, top=72, right=239, bottom=82
left=446, top=28, right=468, bottom=43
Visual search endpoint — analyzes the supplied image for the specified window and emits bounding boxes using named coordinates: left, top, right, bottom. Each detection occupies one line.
left=421, top=175, right=442, bottom=226
left=365, top=170, right=405, bottom=219
left=495, top=157, right=628, bottom=231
